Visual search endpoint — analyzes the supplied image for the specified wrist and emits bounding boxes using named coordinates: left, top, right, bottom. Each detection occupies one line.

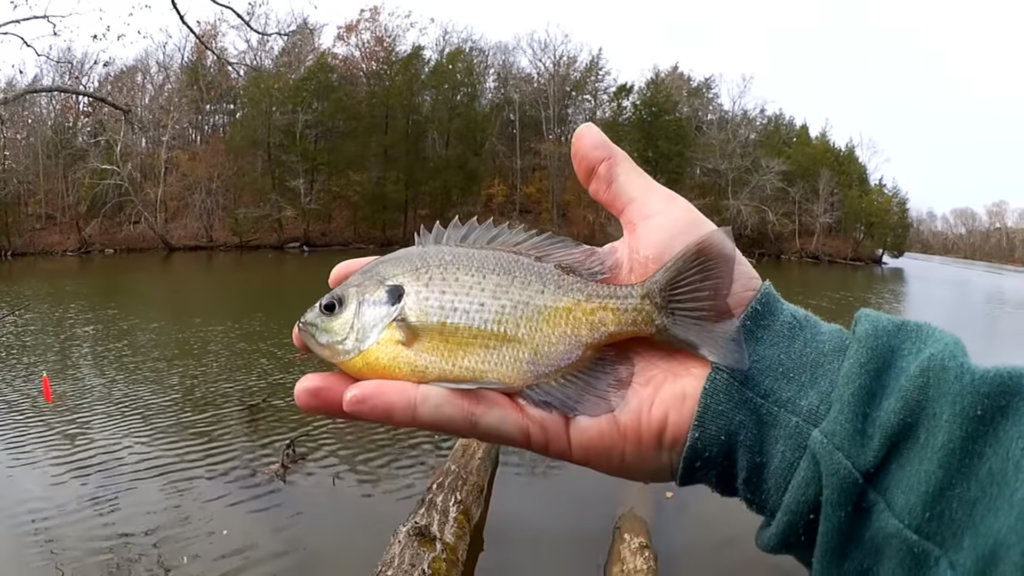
left=663, top=357, right=711, bottom=482
left=674, top=282, right=850, bottom=516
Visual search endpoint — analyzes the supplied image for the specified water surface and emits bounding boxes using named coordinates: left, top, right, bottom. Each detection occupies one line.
left=1, top=250, right=1021, bottom=575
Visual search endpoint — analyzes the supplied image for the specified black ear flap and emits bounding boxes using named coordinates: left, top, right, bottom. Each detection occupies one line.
left=384, top=284, right=405, bottom=306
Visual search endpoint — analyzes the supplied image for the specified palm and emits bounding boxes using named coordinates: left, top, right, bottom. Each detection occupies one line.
left=292, top=123, right=762, bottom=483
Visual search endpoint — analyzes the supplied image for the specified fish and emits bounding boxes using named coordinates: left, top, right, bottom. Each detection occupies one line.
left=295, top=216, right=748, bottom=418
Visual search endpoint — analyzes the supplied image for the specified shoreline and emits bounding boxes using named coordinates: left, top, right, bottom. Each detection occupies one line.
left=0, top=239, right=395, bottom=260
left=0, top=221, right=914, bottom=267
left=0, top=218, right=900, bottom=267
left=0, top=239, right=885, bottom=267
left=777, top=253, right=883, bottom=267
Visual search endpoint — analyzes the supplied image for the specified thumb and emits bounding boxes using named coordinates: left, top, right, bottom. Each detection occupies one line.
left=570, top=122, right=684, bottom=230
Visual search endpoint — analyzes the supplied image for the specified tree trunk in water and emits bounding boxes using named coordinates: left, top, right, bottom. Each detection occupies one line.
left=604, top=508, right=658, bottom=576
left=2, top=206, right=10, bottom=251
left=144, top=214, right=178, bottom=252
left=75, top=219, right=88, bottom=251
left=374, top=439, right=499, bottom=576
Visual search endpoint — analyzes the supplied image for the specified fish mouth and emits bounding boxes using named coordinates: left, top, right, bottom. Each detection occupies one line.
left=295, top=314, right=345, bottom=364
left=295, top=317, right=321, bottom=349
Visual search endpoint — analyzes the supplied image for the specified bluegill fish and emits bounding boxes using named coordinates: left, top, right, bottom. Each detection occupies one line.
left=296, top=217, right=748, bottom=417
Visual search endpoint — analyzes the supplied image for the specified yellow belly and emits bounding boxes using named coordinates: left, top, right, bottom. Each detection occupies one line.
left=337, top=321, right=532, bottom=385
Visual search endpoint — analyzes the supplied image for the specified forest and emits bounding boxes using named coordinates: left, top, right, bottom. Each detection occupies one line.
left=1, top=2, right=922, bottom=263
left=909, top=202, right=1024, bottom=266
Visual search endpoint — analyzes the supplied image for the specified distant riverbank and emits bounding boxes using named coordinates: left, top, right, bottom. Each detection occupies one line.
left=908, top=251, right=1024, bottom=269
left=0, top=220, right=892, bottom=267
left=0, top=221, right=387, bottom=259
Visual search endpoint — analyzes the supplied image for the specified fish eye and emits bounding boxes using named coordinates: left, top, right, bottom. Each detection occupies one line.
left=319, top=295, right=342, bottom=316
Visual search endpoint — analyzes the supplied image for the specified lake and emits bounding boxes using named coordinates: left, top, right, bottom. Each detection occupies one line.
left=1, top=249, right=1022, bottom=575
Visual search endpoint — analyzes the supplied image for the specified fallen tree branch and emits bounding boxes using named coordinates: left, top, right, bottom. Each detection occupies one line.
left=604, top=508, right=658, bottom=576
left=0, top=303, right=28, bottom=322
left=0, top=85, right=131, bottom=115
left=375, top=438, right=499, bottom=576
left=261, top=430, right=310, bottom=483
left=243, top=392, right=271, bottom=411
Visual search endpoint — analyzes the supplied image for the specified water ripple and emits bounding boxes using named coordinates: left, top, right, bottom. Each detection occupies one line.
left=0, top=254, right=471, bottom=575
left=7, top=251, right=984, bottom=575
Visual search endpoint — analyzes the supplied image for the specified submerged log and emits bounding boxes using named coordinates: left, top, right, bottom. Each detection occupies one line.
left=0, top=303, right=28, bottom=322
left=604, top=508, right=658, bottom=576
left=375, top=438, right=500, bottom=576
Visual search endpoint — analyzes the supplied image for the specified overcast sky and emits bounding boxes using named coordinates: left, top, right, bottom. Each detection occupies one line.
left=6, top=0, right=1021, bottom=215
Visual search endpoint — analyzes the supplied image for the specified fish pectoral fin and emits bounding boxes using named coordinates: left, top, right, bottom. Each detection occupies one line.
left=517, top=346, right=634, bottom=418
left=429, top=381, right=516, bottom=392
left=394, top=320, right=418, bottom=347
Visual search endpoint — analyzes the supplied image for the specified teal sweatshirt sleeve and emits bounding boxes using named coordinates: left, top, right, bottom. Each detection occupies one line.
left=676, top=282, right=1024, bottom=574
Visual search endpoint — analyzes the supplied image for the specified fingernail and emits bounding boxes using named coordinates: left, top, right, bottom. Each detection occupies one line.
left=342, top=386, right=364, bottom=409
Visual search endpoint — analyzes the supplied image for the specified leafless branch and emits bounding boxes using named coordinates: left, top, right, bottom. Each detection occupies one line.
left=0, top=30, right=74, bottom=66
left=207, top=0, right=290, bottom=38
left=1, top=12, right=80, bottom=69
left=0, top=13, right=74, bottom=34
left=169, top=0, right=260, bottom=74
left=0, top=85, right=131, bottom=115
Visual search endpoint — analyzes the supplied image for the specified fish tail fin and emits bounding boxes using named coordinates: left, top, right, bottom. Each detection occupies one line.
left=645, top=226, right=749, bottom=371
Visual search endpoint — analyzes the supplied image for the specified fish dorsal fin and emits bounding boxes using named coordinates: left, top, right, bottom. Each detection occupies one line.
left=413, top=215, right=613, bottom=281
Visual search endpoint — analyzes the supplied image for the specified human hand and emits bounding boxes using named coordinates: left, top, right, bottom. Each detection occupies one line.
left=291, top=122, right=763, bottom=483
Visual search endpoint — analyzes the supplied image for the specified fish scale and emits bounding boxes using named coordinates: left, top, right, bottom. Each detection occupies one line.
left=399, top=248, right=609, bottom=336
left=296, top=216, right=748, bottom=417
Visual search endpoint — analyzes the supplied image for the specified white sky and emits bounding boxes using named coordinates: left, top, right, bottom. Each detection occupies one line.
left=5, top=0, right=1022, bottom=215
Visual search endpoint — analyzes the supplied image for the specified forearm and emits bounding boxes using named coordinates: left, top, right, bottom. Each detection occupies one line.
left=677, top=282, right=1024, bottom=572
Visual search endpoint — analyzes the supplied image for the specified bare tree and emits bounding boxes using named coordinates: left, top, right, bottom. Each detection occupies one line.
left=0, top=7, right=132, bottom=114
left=2, top=0, right=296, bottom=115
left=698, top=77, right=786, bottom=245
left=855, top=134, right=889, bottom=183
left=518, top=28, right=603, bottom=230
left=809, top=168, right=840, bottom=254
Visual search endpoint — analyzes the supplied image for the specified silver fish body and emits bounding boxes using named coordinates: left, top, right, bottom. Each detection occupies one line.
left=296, top=217, right=748, bottom=417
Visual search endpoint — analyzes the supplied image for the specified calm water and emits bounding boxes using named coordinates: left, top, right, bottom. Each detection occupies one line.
left=1, top=249, right=1022, bottom=575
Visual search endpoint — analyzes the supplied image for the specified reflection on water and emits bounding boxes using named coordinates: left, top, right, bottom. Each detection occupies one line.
left=892, top=253, right=1024, bottom=366
left=756, top=253, right=1024, bottom=367
left=1, top=249, right=1021, bottom=575
left=753, top=258, right=907, bottom=325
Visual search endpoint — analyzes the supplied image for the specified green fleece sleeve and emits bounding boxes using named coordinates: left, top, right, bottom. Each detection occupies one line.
left=677, top=282, right=1024, bottom=574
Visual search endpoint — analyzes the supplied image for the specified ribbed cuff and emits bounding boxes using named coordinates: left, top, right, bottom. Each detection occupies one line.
left=675, top=282, right=851, bottom=518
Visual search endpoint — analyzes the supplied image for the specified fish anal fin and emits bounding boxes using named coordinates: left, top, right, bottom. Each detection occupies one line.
left=413, top=215, right=613, bottom=281
left=517, top=346, right=633, bottom=417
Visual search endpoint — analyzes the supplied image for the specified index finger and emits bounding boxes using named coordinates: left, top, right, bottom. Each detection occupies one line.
left=329, top=256, right=378, bottom=288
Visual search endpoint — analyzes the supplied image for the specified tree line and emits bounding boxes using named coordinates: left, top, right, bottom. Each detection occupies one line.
left=1, top=3, right=914, bottom=263
left=909, top=201, right=1024, bottom=265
